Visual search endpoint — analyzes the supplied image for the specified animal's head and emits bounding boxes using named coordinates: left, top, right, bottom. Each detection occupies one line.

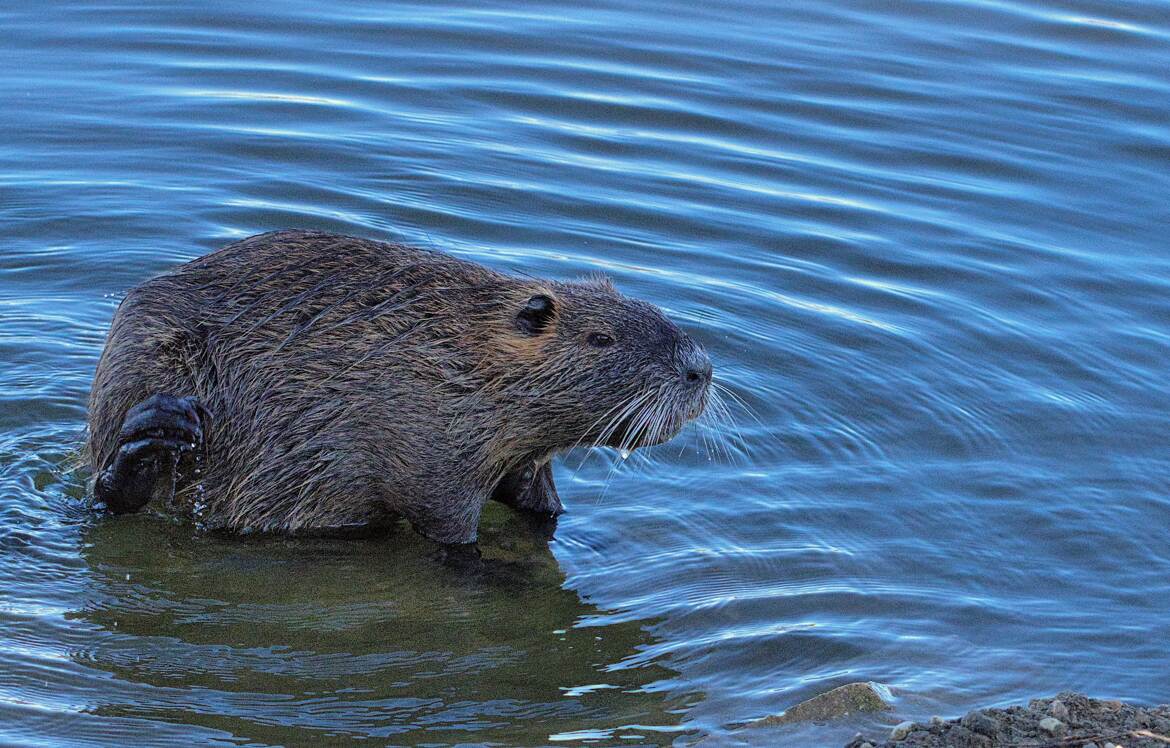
left=490, top=276, right=712, bottom=456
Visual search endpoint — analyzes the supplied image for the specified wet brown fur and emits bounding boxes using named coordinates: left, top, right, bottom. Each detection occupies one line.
left=87, top=230, right=709, bottom=543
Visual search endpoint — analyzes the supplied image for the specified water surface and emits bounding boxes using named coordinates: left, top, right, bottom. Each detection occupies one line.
left=2, top=0, right=1170, bottom=745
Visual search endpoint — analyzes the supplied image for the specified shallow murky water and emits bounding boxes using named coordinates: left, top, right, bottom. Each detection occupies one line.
left=2, top=0, right=1170, bottom=745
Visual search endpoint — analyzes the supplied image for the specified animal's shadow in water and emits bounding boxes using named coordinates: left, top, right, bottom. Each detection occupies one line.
left=67, top=503, right=697, bottom=746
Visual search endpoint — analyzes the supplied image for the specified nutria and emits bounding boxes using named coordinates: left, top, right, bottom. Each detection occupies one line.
left=87, top=230, right=713, bottom=546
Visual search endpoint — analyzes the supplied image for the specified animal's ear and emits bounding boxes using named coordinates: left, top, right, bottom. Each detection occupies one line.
left=516, top=293, right=556, bottom=334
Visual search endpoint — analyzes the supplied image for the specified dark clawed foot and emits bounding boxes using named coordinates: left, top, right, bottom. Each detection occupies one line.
left=119, top=393, right=208, bottom=449
left=95, top=393, right=209, bottom=515
left=492, top=461, right=564, bottom=527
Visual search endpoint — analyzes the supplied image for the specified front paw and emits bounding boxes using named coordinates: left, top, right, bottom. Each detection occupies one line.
left=492, top=461, right=564, bottom=517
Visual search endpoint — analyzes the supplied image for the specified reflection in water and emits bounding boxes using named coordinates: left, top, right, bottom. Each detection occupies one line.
left=65, top=506, right=694, bottom=746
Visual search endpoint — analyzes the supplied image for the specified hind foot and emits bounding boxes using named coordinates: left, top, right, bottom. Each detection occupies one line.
left=94, top=393, right=208, bottom=515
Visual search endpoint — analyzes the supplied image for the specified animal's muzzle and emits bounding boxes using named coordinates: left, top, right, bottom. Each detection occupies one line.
left=677, top=337, right=712, bottom=389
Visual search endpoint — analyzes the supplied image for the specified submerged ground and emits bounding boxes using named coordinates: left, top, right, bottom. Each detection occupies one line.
left=2, top=0, right=1169, bottom=745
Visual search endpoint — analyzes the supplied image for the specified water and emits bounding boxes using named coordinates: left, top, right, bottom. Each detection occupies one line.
left=2, top=0, right=1169, bottom=744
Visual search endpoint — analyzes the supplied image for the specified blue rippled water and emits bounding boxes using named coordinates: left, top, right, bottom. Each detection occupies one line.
left=2, top=0, right=1169, bottom=745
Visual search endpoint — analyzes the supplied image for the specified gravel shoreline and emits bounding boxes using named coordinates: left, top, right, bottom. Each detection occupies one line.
left=845, top=693, right=1170, bottom=748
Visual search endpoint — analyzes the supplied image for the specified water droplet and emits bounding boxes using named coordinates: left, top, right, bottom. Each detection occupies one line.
left=619, top=449, right=631, bottom=460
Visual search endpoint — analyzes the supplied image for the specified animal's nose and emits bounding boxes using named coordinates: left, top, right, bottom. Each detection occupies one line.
left=680, top=345, right=713, bottom=387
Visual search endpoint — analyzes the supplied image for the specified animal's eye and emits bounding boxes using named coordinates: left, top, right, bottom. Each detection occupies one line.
left=587, top=332, right=615, bottom=348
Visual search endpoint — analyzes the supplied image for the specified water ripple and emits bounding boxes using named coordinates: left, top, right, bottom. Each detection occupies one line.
left=2, top=0, right=1170, bottom=744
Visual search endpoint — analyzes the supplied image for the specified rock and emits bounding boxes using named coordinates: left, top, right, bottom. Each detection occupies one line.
left=945, top=725, right=990, bottom=748
left=840, top=693, right=1170, bottom=748
left=1049, top=699, right=1070, bottom=721
left=930, top=715, right=944, bottom=726
left=960, top=711, right=999, bottom=737
left=1037, top=717, right=1064, bottom=736
left=890, top=721, right=916, bottom=741
left=748, top=682, right=892, bottom=727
